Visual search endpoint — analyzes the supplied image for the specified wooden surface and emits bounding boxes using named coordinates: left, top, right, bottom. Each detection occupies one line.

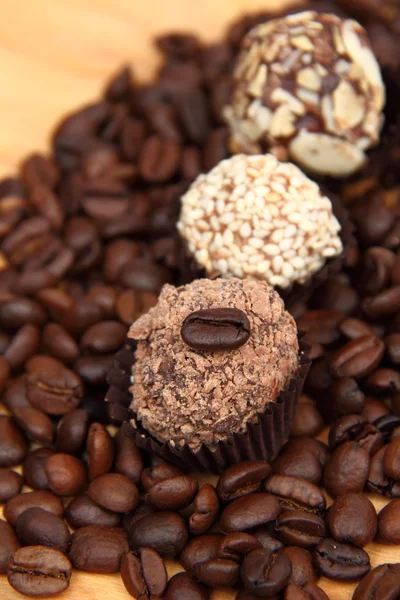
left=0, top=0, right=399, bottom=598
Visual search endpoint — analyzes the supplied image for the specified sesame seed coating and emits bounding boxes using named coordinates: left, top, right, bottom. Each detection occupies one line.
left=177, top=153, right=343, bottom=289
left=224, top=11, right=385, bottom=177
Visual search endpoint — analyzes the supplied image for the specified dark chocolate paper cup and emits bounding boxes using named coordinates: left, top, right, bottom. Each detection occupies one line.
left=106, top=336, right=311, bottom=474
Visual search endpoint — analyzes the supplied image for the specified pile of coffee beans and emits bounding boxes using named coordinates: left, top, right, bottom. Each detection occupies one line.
left=0, top=0, right=400, bottom=598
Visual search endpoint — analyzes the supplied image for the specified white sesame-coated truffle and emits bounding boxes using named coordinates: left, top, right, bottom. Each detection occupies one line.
left=224, top=11, right=385, bottom=177
left=177, top=153, right=343, bottom=288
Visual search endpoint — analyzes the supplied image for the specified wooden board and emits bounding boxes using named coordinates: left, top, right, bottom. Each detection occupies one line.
left=0, top=0, right=399, bottom=598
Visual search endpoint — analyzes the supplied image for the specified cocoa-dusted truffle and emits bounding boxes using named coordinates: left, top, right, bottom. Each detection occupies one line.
left=224, top=11, right=385, bottom=177
left=129, top=278, right=299, bottom=451
left=177, top=153, right=342, bottom=289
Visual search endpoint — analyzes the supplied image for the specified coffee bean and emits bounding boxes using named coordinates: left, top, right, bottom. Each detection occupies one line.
left=119, top=258, right=172, bottom=292
left=323, top=442, right=370, bottom=498
left=236, top=592, right=279, bottom=600
left=328, top=414, right=383, bottom=455
left=358, top=247, right=395, bottom=295
left=329, top=336, right=384, bottom=380
left=80, top=320, right=127, bottom=354
left=375, top=414, right=400, bottom=441
left=8, top=546, right=72, bottom=596
left=4, top=490, right=64, bottom=527
left=297, top=310, right=342, bottom=345
left=114, top=429, right=144, bottom=485
left=0, top=298, right=46, bottom=331
left=26, top=356, right=84, bottom=415
left=74, top=354, right=113, bottom=386
left=0, top=356, right=10, bottom=392
left=181, top=308, right=250, bottom=351
left=252, top=529, right=284, bottom=553
left=328, top=493, right=377, bottom=547
left=240, top=548, right=292, bottom=596
left=385, top=332, right=400, bottom=365
left=0, top=519, right=20, bottom=574
left=284, top=439, right=330, bottom=469
left=3, top=377, right=30, bottom=413
left=86, top=422, right=115, bottom=480
left=362, top=397, right=389, bottom=424
left=367, top=446, right=395, bottom=497
left=23, top=448, right=54, bottom=490
left=129, top=511, right=188, bottom=558
left=69, top=525, right=128, bottom=573
left=0, top=415, right=27, bottom=467
left=56, top=408, right=89, bottom=454
left=45, top=453, right=87, bottom=496
left=42, top=323, right=79, bottom=364
left=290, top=400, right=324, bottom=438
left=363, top=286, right=400, bottom=319
left=378, top=499, right=400, bottom=544
left=88, top=473, right=139, bottom=513
left=164, top=572, right=210, bottom=600
left=16, top=507, right=71, bottom=554
left=279, top=547, right=316, bottom=588
left=147, top=474, right=198, bottom=510
left=339, top=318, right=375, bottom=340
left=0, top=468, right=23, bottom=503
left=383, top=437, right=400, bottom=481
left=264, top=474, right=326, bottom=513
left=284, top=582, right=330, bottom=600
left=195, top=558, right=241, bottom=588
left=179, top=534, right=222, bottom=572
left=273, top=448, right=322, bottom=486
left=323, top=377, right=365, bottom=422
left=120, top=548, right=167, bottom=599
left=65, top=495, right=121, bottom=529
left=220, top=493, right=281, bottom=533
left=13, top=406, right=54, bottom=445
left=217, top=461, right=272, bottom=502
left=353, top=563, right=400, bottom=600
left=4, top=324, right=40, bottom=370
left=314, top=539, right=370, bottom=581
left=141, top=457, right=183, bottom=492
left=217, top=533, right=262, bottom=562
left=274, top=510, right=327, bottom=548
left=190, top=483, right=219, bottom=535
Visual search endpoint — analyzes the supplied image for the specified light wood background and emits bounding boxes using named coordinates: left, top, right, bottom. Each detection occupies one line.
left=0, top=0, right=399, bottom=598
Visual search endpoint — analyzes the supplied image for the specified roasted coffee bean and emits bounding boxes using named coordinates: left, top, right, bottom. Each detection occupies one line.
left=120, top=548, right=167, bottom=599
left=8, top=546, right=72, bottom=596
left=314, top=539, right=370, bottom=581
left=328, top=493, right=377, bottom=547
left=284, top=439, right=330, bottom=469
left=88, top=473, right=139, bottom=513
left=358, top=247, right=395, bottom=295
left=36, top=288, right=73, bottom=318
left=85, top=286, right=117, bottom=316
left=179, top=534, right=222, bottom=572
left=0, top=415, right=27, bottom=467
left=236, top=592, right=278, bottom=600
left=23, top=448, right=54, bottom=490
left=285, top=582, right=330, bottom=600
left=375, top=414, right=400, bottom=441
left=190, top=483, right=219, bottom=535
left=363, top=286, right=400, bottom=319
left=329, top=336, right=384, bottom=380
left=274, top=510, right=327, bottom=548
left=353, top=563, right=400, bottom=600
left=139, top=135, right=180, bottom=183
left=241, top=548, right=292, bottom=596
left=4, top=324, right=40, bottom=370
left=45, top=453, right=87, bottom=496
left=69, top=525, right=128, bottom=573
left=367, top=446, right=395, bottom=497
left=290, top=400, right=324, bottom=438
left=194, top=558, right=240, bottom=588
left=119, top=258, right=171, bottom=292
left=339, top=318, right=375, bottom=340
left=181, top=308, right=250, bottom=351
left=378, top=499, right=400, bottom=544
left=296, top=310, right=342, bottom=345
left=264, top=475, right=326, bottom=513
left=74, top=354, right=113, bottom=386
left=86, top=422, right=114, bottom=480
left=0, top=298, right=46, bottom=332
left=217, top=461, right=271, bottom=502
left=365, top=368, right=400, bottom=396
left=323, top=377, right=365, bottom=422
left=0, top=519, right=20, bottom=574
left=42, top=323, right=79, bottom=364
left=313, top=280, right=359, bottom=315
left=141, top=457, right=183, bottom=492
left=3, top=378, right=30, bottom=413
left=16, top=507, right=71, bottom=553
left=0, top=468, right=23, bottom=503
left=56, top=408, right=89, bottom=454
left=164, top=572, right=210, bottom=600
left=217, top=533, right=262, bottom=562
left=362, top=397, right=390, bottom=424
left=383, top=437, right=400, bottom=479
left=323, top=442, right=370, bottom=498
left=128, top=511, right=188, bottom=558
left=147, top=474, right=198, bottom=510
left=13, top=406, right=54, bottom=445
left=65, top=495, right=121, bottom=529
left=220, top=493, right=281, bottom=533
left=26, top=356, right=84, bottom=415
left=328, top=414, right=383, bottom=455
left=114, top=430, right=143, bottom=485
left=0, top=356, right=10, bottom=392
left=385, top=332, right=400, bottom=365
left=273, top=448, right=322, bottom=486
left=279, top=547, right=316, bottom=588
left=305, top=358, right=333, bottom=399
left=80, top=320, right=127, bottom=354
left=252, top=529, right=284, bottom=553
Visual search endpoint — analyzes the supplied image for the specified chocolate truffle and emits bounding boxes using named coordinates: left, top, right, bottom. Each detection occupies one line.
left=129, top=278, right=299, bottom=451
left=224, top=11, right=385, bottom=177
left=177, top=153, right=342, bottom=289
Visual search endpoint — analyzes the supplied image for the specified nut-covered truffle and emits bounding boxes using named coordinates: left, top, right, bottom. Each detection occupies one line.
left=224, top=11, right=385, bottom=177
left=177, top=153, right=343, bottom=289
left=129, top=278, right=299, bottom=451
